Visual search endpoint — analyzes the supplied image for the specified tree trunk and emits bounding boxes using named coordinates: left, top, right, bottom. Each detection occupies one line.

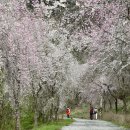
left=14, top=99, right=21, bottom=130
left=115, top=99, right=118, bottom=114
left=50, top=102, right=54, bottom=121
left=33, top=96, right=38, bottom=128
left=13, top=81, right=21, bottom=130
left=108, top=99, right=112, bottom=110
left=34, top=108, right=38, bottom=128
left=54, top=107, right=59, bottom=120
left=42, top=113, right=46, bottom=123
left=122, top=98, right=127, bottom=114
left=103, top=100, right=106, bottom=112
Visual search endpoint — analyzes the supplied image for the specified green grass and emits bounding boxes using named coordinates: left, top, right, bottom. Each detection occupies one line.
left=71, top=104, right=89, bottom=119
left=21, top=111, right=34, bottom=130
left=33, top=119, right=74, bottom=130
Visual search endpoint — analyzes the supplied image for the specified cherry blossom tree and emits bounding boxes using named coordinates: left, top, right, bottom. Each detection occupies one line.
left=0, top=0, right=130, bottom=129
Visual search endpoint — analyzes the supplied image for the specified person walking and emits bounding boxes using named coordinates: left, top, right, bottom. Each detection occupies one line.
left=90, top=105, right=94, bottom=120
left=66, top=107, right=71, bottom=118
left=94, top=107, right=98, bottom=120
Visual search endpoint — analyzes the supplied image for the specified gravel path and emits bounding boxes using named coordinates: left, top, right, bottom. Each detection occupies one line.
left=62, top=118, right=128, bottom=130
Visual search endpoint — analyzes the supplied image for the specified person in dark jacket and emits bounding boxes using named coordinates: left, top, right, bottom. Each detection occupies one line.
left=90, top=105, right=94, bottom=120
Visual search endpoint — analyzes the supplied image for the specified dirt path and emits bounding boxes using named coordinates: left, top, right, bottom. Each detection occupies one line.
left=62, top=118, right=128, bottom=130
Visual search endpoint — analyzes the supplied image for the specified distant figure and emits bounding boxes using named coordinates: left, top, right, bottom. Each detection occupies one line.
left=66, top=107, right=71, bottom=118
left=94, top=107, right=98, bottom=120
left=90, top=105, right=94, bottom=120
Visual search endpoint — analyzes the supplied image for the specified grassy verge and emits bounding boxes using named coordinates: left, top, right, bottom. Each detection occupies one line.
left=71, top=105, right=89, bottom=119
left=21, top=111, right=34, bottom=130
left=33, top=119, right=74, bottom=130
left=103, top=112, right=130, bottom=128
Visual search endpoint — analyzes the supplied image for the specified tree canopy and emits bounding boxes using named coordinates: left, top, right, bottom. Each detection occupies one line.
left=0, top=0, right=130, bottom=130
